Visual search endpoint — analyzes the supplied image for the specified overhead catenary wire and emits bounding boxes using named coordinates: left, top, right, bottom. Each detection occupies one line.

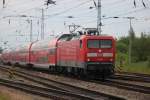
left=79, top=7, right=149, bottom=28
left=114, top=7, right=149, bottom=17
left=45, top=0, right=148, bottom=16
left=0, top=0, right=92, bottom=21
left=2, top=0, right=129, bottom=21
left=0, top=0, right=139, bottom=20
left=1, top=0, right=43, bottom=15
left=1, top=6, right=148, bottom=34
left=2, top=0, right=150, bottom=48
left=103, top=0, right=126, bottom=6
left=1, top=0, right=147, bottom=17
left=1, top=4, right=148, bottom=23
left=43, top=0, right=136, bottom=21
left=45, top=0, right=92, bottom=19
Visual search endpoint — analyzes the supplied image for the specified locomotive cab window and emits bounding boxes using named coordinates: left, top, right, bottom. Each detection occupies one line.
left=87, top=40, right=99, bottom=48
left=101, top=40, right=112, bottom=48
left=87, top=39, right=112, bottom=48
left=58, top=34, right=73, bottom=41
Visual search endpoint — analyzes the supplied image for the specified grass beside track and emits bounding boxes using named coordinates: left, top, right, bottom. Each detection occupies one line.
left=0, top=93, right=9, bottom=100
left=116, top=61, right=150, bottom=74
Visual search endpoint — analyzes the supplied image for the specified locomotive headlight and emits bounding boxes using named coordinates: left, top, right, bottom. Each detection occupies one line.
left=103, top=53, right=113, bottom=57
left=87, top=53, right=97, bottom=57
left=110, top=58, right=113, bottom=61
left=87, top=58, right=90, bottom=61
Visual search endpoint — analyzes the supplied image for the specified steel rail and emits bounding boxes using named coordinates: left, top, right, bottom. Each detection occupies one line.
left=117, top=71, right=150, bottom=78
left=0, top=78, right=95, bottom=100
left=0, top=65, right=125, bottom=100
left=90, top=79, right=150, bottom=94
left=111, top=74, right=150, bottom=83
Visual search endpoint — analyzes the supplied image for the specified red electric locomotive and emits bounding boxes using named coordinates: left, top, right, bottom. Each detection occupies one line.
left=1, top=30, right=115, bottom=78
left=55, top=33, right=115, bottom=77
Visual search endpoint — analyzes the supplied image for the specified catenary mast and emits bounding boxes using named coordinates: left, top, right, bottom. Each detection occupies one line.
left=97, top=0, right=101, bottom=35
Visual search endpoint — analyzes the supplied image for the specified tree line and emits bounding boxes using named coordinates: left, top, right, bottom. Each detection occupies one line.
left=116, top=32, right=150, bottom=66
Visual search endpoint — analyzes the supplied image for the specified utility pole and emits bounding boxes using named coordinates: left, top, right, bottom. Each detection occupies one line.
left=3, top=0, right=5, bottom=8
left=37, top=20, right=40, bottom=41
left=30, top=20, right=33, bottom=42
left=126, top=17, right=134, bottom=65
left=97, top=0, right=101, bottom=35
left=111, top=16, right=135, bottom=64
left=41, top=8, right=45, bottom=40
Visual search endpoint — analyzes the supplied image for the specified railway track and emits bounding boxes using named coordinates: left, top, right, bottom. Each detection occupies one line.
left=90, top=79, right=150, bottom=94
left=0, top=77, right=95, bottom=100
left=117, top=71, right=150, bottom=78
left=111, top=74, right=150, bottom=83
left=0, top=65, right=125, bottom=100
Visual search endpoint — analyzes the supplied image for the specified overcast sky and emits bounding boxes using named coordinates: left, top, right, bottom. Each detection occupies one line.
left=0, top=0, right=150, bottom=49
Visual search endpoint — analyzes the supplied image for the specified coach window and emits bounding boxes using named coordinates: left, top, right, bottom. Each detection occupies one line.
left=80, top=40, right=82, bottom=48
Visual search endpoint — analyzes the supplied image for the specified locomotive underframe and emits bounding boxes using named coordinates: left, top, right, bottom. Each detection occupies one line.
left=86, top=62, right=114, bottom=77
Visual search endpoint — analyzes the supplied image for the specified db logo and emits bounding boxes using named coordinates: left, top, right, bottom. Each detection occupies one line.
left=97, top=53, right=102, bottom=57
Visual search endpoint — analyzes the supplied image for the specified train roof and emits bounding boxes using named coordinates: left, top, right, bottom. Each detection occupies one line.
left=2, top=33, right=114, bottom=53
left=57, top=33, right=114, bottom=42
left=80, top=34, right=114, bottom=39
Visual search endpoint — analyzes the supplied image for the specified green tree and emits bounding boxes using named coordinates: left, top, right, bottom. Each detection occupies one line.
left=116, top=32, right=150, bottom=65
left=116, top=42, right=128, bottom=54
left=132, top=33, right=150, bottom=61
